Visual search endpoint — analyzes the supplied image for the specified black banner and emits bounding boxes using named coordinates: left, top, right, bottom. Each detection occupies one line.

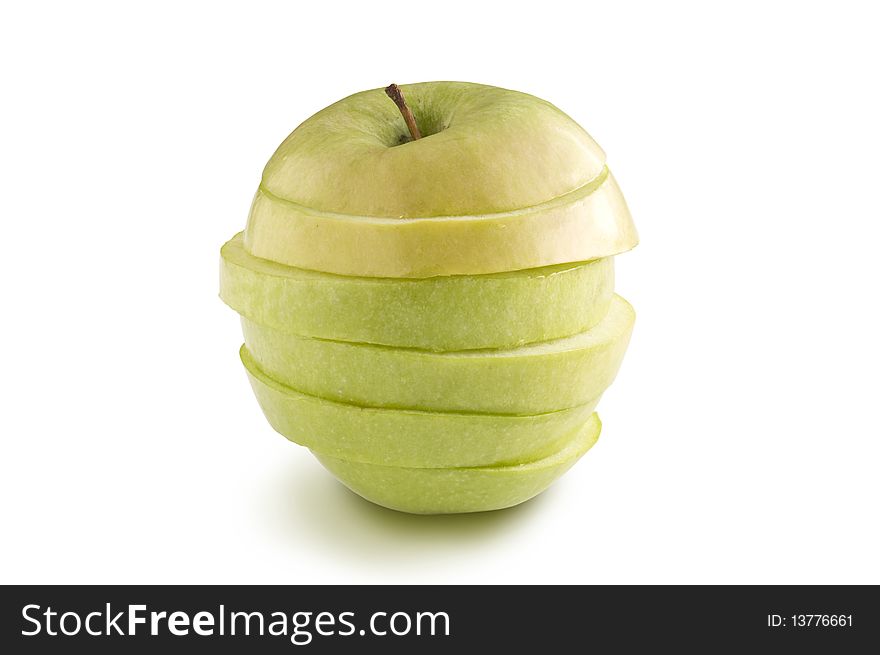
left=1, top=585, right=876, bottom=652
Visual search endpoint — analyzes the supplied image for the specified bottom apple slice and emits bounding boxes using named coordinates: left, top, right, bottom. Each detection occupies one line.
left=313, top=413, right=601, bottom=514
left=242, top=345, right=598, bottom=468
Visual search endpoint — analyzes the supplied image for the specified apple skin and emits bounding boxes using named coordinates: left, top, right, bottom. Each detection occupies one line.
left=241, top=345, right=600, bottom=468
left=312, top=413, right=602, bottom=514
left=260, top=82, right=606, bottom=217
left=221, top=232, right=614, bottom=351
left=241, top=294, right=634, bottom=415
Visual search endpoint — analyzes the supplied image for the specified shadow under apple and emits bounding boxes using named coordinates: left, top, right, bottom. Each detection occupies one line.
left=260, top=455, right=556, bottom=566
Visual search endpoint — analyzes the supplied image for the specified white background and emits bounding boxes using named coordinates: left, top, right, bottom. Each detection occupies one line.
left=2, top=1, right=878, bottom=584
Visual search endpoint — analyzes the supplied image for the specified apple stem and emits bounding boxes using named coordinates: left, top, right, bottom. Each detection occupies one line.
left=385, top=83, right=422, bottom=141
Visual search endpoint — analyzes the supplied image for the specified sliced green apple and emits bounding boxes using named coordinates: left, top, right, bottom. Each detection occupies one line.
left=241, top=345, right=600, bottom=468
left=313, top=413, right=602, bottom=514
left=244, top=167, right=638, bottom=278
left=242, top=294, right=634, bottom=415
left=221, top=232, right=614, bottom=351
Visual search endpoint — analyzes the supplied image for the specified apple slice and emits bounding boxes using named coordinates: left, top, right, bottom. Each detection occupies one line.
left=241, top=345, right=600, bottom=468
left=313, top=413, right=602, bottom=514
left=242, top=294, right=634, bottom=415
left=243, top=82, right=637, bottom=277
left=245, top=167, right=637, bottom=278
left=221, top=232, right=614, bottom=351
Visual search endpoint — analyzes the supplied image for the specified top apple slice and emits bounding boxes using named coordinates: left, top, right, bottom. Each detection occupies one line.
left=242, top=82, right=638, bottom=277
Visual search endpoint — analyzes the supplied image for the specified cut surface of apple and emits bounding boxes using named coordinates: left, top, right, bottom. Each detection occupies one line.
left=242, top=294, right=634, bottom=415
left=245, top=167, right=637, bottom=278
left=242, top=82, right=637, bottom=277
left=221, top=232, right=614, bottom=351
left=241, top=345, right=600, bottom=468
left=313, top=413, right=602, bottom=514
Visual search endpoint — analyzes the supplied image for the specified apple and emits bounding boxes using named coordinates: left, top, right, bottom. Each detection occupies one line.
left=241, top=294, right=634, bottom=415
left=242, top=82, right=637, bottom=278
left=242, top=345, right=600, bottom=468
left=222, top=81, right=638, bottom=514
left=221, top=232, right=614, bottom=351
left=312, top=413, right=602, bottom=514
